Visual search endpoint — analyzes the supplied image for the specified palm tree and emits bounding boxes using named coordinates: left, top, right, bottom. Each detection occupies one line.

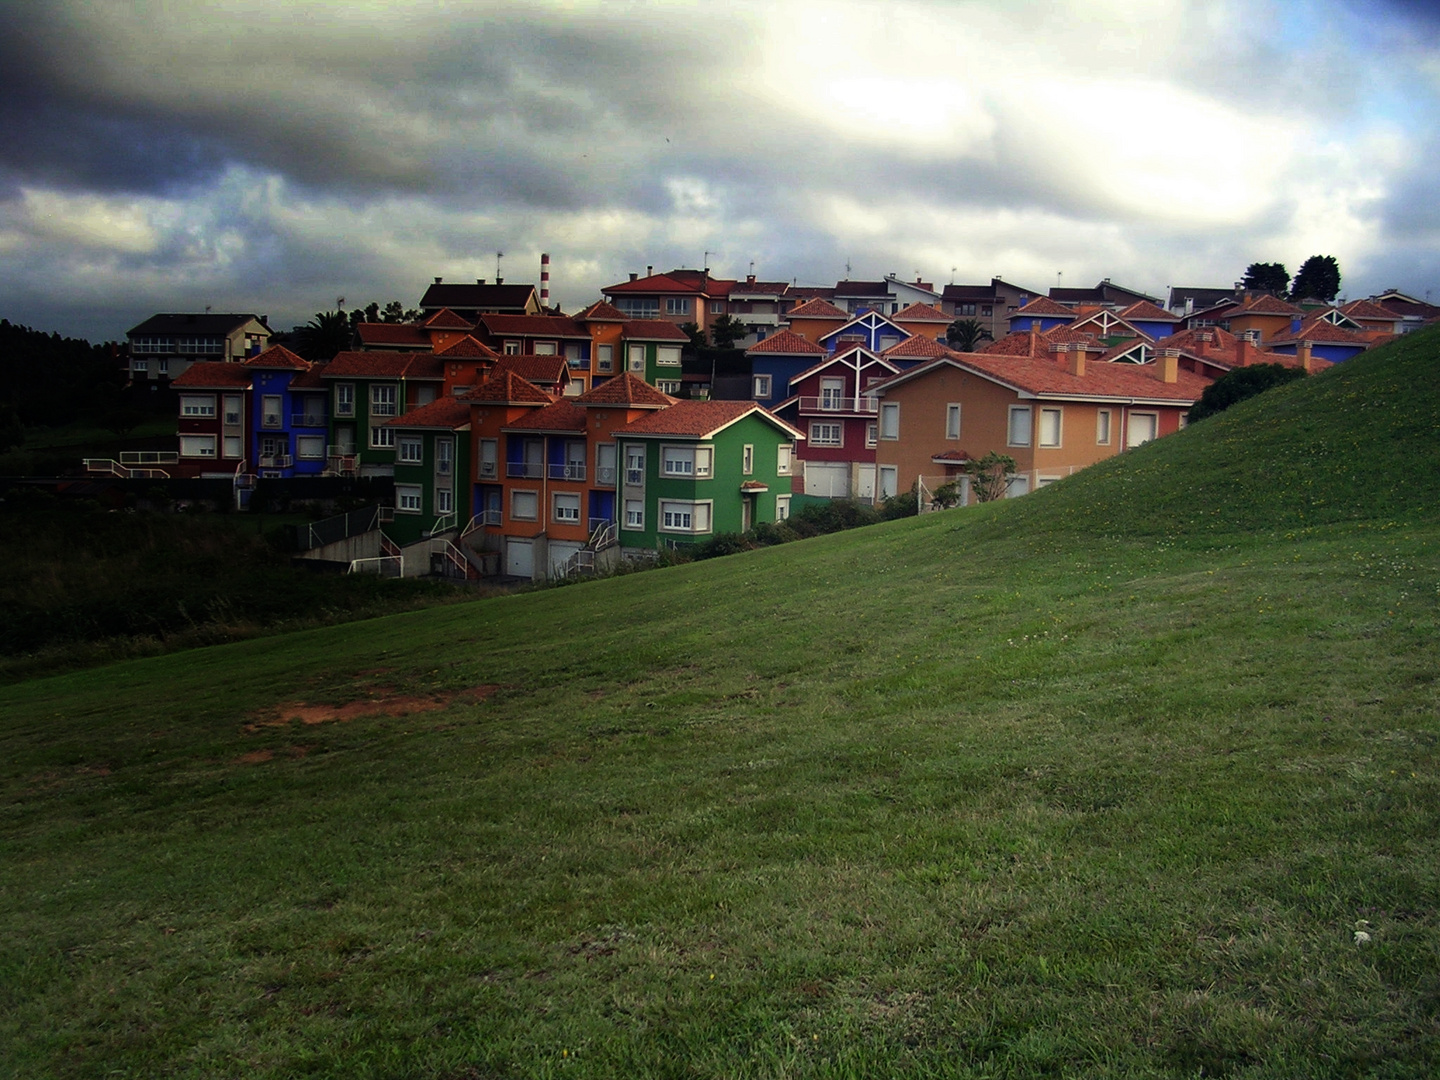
left=296, top=310, right=354, bottom=362
left=946, top=318, right=986, bottom=352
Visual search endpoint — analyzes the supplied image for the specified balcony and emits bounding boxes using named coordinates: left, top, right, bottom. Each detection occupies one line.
left=481, top=509, right=502, bottom=526
left=291, top=413, right=326, bottom=428
left=506, top=462, right=544, bottom=479
left=259, top=454, right=294, bottom=469
left=261, top=414, right=283, bottom=429
left=797, top=395, right=879, bottom=415
left=549, top=463, right=586, bottom=481
left=624, top=468, right=644, bottom=486
left=595, top=466, right=616, bottom=486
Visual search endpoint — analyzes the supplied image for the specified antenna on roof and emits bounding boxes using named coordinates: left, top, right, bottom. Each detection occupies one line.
left=703, top=250, right=711, bottom=272
left=336, top=296, right=345, bottom=311
left=845, top=260, right=852, bottom=279
left=951, top=266, right=956, bottom=284
left=205, top=304, right=212, bottom=314
left=496, top=252, right=503, bottom=280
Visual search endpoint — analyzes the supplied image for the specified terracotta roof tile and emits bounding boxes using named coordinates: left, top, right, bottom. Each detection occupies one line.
left=460, top=369, right=554, bottom=405
left=576, top=300, right=627, bottom=322
left=291, top=368, right=326, bottom=389
left=1229, top=294, right=1304, bottom=317
left=893, top=302, right=951, bottom=322
left=420, top=282, right=536, bottom=310
left=1339, top=299, right=1404, bottom=321
left=323, top=351, right=441, bottom=379
left=385, top=396, right=472, bottom=429
left=1119, top=300, right=1180, bottom=323
left=1041, top=326, right=1105, bottom=347
left=1270, top=317, right=1369, bottom=346
left=575, top=373, right=676, bottom=407
left=479, top=313, right=587, bottom=338
left=356, top=323, right=432, bottom=347
left=785, top=297, right=849, bottom=319
left=603, top=272, right=709, bottom=295
left=171, top=361, right=254, bottom=388
left=618, top=400, right=801, bottom=440
left=881, top=353, right=1206, bottom=404
left=493, top=355, right=569, bottom=385
left=981, top=331, right=1040, bottom=356
left=881, top=335, right=951, bottom=359
left=1011, top=296, right=1076, bottom=317
left=434, top=336, right=502, bottom=359
left=622, top=319, right=690, bottom=341
left=503, top=399, right=588, bottom=433
left=745, top=329, right=826, bottom=356
left=244, top=344, right=310, bottom=370
left=422, top=307, right=474, bottom=330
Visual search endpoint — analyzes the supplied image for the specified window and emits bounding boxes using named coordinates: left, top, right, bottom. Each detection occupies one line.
left=565, top=342, right=583, bottom=365
left=810, top=422, right=842, bottom=447
left=1039, top=408, right=1062, bottom=448
left=1096, top=409, right=1112, bottom=445
left=398, top=436, right=423, bottom=464
left=657, top=345, right=682, bottom=367
left=224, top=395, right=242, bottom=425
left=946, top=403, right=961, bottom=440
left=666, top=297, right=691, bottom=316
left=504, top=341, right=521, bottom=355
left=396, top=485, right=422, bottom=513
left=415, top=386, right=436, bottom=407
left=436, top=438, right=453, bottom=474
left=663, top=445, right=712, bottom=477
left=742, top=444, right=754, bottom=475
left=958, top=303, right=977, bottom=316
left=866, top=422, right=878, bottom=448
left=180, top=394, right=215, bottom=417
left=820, top=378, right=844, bottom=410
left=597, top=444, right=617, bottom=486
left=880, top=402, right=899, bottom=440
left=132, top=336, right=174, bottom=354
left=753, top=374, right=772, bottom=399
left=478, top=438, right=498, bottom=478
left=660, top=500, right=711, bottom=533
left=628, top=344, right=646, bottom=372
left=177, top=336, right=223, bottom=355
left=1007, top=475, right=1030, bottom=497
left=879, top=335, right=900, bottom=352
left=553, top=492, right=581, bottom=523
left=710, top=300, right=724, bottom=314
left=223, top=435, right=242, bottom=459
left=981, top=305, right=993, bottom=317
left=132, top=360, right=148, bottom=373
left=371, top=426, right=395, bottom=449
left=1127, top=412, right=1158, bottom=448
left=625, top=445, right=645, bottom=485
left=179, top=434, right=216, bottom=458
left=531, top=341, right=556, bottom=356
left=776, top=494, right=791, bottom=520
left=657, top=380, right=681, bottom=394
left=262, top=395, right=282, bottom=428
left=371, top=384, right=397, bottom=416
left=1008, top=405, right=1032, bottom=447
left=335, top=383, right=355, bottom=417
left=511, top=490, right=538, bottom=520
left=158, top=360, right=169, bottom=375
left=879, top=465, right=898, bottom=499
left=624, top=499, right=644, bottom=529
left=615, top=298, right=660, bottom=318
left=436, top=488, right=454, bottom=514
left=777, top=444, right=792, bottom=475
left=597, top=344, right=614, bottom=373
left=297, top=435, right=325, bottom=459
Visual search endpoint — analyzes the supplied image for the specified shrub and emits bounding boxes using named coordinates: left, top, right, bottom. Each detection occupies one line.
left=1188, top=363, right=1307, bottom=423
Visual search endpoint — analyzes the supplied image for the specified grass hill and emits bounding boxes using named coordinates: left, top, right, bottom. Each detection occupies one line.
left=2, top=330, right=1438, bottom=1078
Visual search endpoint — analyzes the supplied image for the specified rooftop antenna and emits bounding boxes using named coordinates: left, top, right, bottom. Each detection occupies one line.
left=951, top=266, right=956, bottom=284
left=336, top=296, right=345, bottom=311
left=749, top=260, right=755, bottom=276
left=496, top=251, right=503, bottom=280
left=845, top=259, right=852, bottom=279
left=703, top=250, right=711, bottom=271
left=205, top=304, right=212, bottom=314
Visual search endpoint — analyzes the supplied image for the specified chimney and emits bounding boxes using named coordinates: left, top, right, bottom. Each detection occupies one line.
left=495, top=276, right=503, bottom=285
left=1156, top=350, right=1179, bottom=383
left=477, top=278, right=486, bottom=284
left=1066, top=345, right=1085, bottom=377
left=1185, top=297, right=1193, bottom=315
left=747, top=274, right=756, bottom=285
left=435, top=276, right=443, bottom=284
left=647, top=265, right=653, bottom=277
left=1028, top=325, right=1038, bottom=357
left=629, top=272, right=637, bottom=282
left=540, top=252, right=550, bottom=306
left=1298, top=341, right=1314, bottom=372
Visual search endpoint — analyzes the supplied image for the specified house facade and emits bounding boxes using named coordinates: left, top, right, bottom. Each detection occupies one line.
left=127, top=313, right=271, bottom=387
left=172, top=362, right=255, bottom=477
left=321, top=352, right=445, bottom=477
left=783, top=344, right=898, bottom=501
left=384, top=397, right=472, bottom=546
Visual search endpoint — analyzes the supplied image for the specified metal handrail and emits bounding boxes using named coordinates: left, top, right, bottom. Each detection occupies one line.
left=796, top=395, right=879, bottom=414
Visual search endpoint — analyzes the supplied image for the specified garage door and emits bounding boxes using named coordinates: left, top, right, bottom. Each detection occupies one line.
left=804, top=461, right=851, bottom=498
left=505, top=538, right=534, bottom=579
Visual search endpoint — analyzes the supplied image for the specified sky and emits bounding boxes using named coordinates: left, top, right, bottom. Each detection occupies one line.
left=2, top=0, right=1438, bottom=343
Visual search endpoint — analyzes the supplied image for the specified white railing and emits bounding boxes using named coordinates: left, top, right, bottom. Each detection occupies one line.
left=797, top=396, right=879, bottom=414
left=549, top=463, right=585, bottom=480
left=595, top=466, right=617, bottom=485
left=429, top=539, right=470, bottom=580
left=121, top=451, right=179, bottom=466
left=427, top=510, right=457, bottom=536
left=589, top=520, right=618, bottom=550
left=291, top=413, right=326, bottom=428
left=84, top=457, right=173, bottom=479
left=348, top=555, right=403, bottom=577
left=259, top=454, right=294, bottom=468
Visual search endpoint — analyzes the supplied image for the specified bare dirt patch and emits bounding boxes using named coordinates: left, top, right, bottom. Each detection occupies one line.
left=243, top=684, right=501, bottom=733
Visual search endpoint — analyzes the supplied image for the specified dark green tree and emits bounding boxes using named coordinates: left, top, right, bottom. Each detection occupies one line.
left=678, top=321, right=706, bottom=349
left=709, top=314, right=749, bottom=349
left=1187, top=363, right=1307, bottom=423
left=1242, top=262, right=1290, bottom=297
left=1290, top=256, right=1341, bottom=302
left=966, top=451, right=1017, bottom=503
left=296, top=310, right=354, bottom=362
left=381, top=301, right=420, bottom=323
left=946, top=318, right=986, bottom=352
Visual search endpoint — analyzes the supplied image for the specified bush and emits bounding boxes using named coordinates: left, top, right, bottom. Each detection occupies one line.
left=787, top=499, right=881, bottom=538
left=879, top=487, right=918, bottom=520
left=1189, top=363, right=1307, bottom=423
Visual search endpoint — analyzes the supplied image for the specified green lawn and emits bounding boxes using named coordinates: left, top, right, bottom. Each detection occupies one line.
left=2, top=331, right=1439, bottom=1078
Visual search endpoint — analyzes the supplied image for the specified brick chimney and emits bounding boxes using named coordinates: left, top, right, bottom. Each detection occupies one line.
left=1065, top=344, right=1085, bottom=377
left=1028, top=325, right=1039, bottom=357
left=1156, top=349, right=1179, bottom=383
left=1298, top=341, right=1315, bottom=373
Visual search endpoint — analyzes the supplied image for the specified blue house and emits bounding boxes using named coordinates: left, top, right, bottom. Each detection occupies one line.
left=1267, top=314, right=1371, bottom=364
left=818, top=310, right=912, bottom=355
left=1007, top=296, right=1078, bottom=334
left=745, top=330, right=827, bottom=407
left=245, top=346, right=329, bottom=477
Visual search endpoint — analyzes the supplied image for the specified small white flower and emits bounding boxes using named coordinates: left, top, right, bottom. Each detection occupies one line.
left=1353, top=930, right=1371, bottom=946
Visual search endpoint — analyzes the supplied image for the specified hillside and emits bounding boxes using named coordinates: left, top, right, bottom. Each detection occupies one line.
left=2, top=330, right=1438, bottom=1078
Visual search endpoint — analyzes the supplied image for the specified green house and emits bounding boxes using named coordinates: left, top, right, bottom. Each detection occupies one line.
left=614, top=400, right=803, bottom=553
left=321, top=352, right=444, bottom=477
left=620, top=321, right=690, bottom=395
left=382, top=397, right=472, bottom=547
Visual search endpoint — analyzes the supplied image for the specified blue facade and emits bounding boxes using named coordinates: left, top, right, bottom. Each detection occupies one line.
left=250, top=370, right=329, bottom=477
left=1007, top=313, right=1073, bottom=333
left=819, top=312, right=909, bottom=354
left=749, top=355, right=817, bottom=404
left=1269, top=341, right=1366, bottom=363
left=1131, top=320, right=1178, bottom=340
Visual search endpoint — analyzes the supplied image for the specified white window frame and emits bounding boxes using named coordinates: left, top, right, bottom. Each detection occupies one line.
left=1007, top=405, right=1032, bottom=447
left=657, top=345, right=682, bottom=367
left=222, top=434, right=242, bottom=459
left=945, top=403, right=961, bottom=440
left=179, top=434, right=216, bottom=458
left=435, top=437, right=453, bottom=475
left=753, top=374, right=772, bottom=399
left=879, top=465, right=899, bottom=499
left=1127, top=411, right=1159, bottom=448
left=866, top=422, right=878, bottom=448
left=533, top=341, right=557, bottom=356
left=552, top=491, right=582, bottom=524
left=710, top=300, right=724, bottom=314
left=597, top=344, right=614, bottom=373
left=370, top=384, right=397, bottom=417
left=478, top=438, right=498, bottom=479
left=810, top=422, right=842, bottom=447
left=396, top=484, right=423, bottom=514
left=371, top=425, right=395, bottom=449
left=510, top=490, right=538, bottom=521
left=223, top=394, right=242, bottom=426
left=335, top=383, right=355, bottom=417
left=776, top=494, right=790, bottom=520
left=777, top=444, right=792, bottom=475
left=297, top=435, right=325, bottom=460
left=1096, top=409, right=1112, bottom=446
left=880, top=402, right=900, bottom=441
left=665, top=297, right=691, bottom=317
left=820, top=378, right=845, bottom=410
left=628, top=344, right=646, bottom=372
left=659, top=499, right=712, bottom=534
left=656, top=380, right=681, bottom=394
left=662, top=445, right=712, bottom=478
left=625, top=445, right=645, bottom=486
left=436, top=488, right=454, bottom=514
left=742, top=444, right=754, bottom=475
left=180, top=394, right=216, bottom=417
left=1039, top=407, right=1062, bottom=448
left=261, top=395, right=283, bottom=429
left=624, top=499, right=644, bottom=529
left=398, top=436, right=423, bottom=464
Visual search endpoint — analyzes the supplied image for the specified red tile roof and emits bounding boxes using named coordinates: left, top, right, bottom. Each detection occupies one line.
left=622, top=319, right=690, bottom=341
left=745, top=329, right=826, bottom=356
left=244, top=344, right=310, bottom=370
left=785, top=297, right=849, bottom=319
left=1163, top=325, right=1238, bottom=352
left=323, top=351, right=442, bottom=379
left=603, top=271, right=712, bottom=295
left=356, top=323, right=432, bottom=348
left=1011, top=296, right=1075, bottom=317
left=1229, top=294, right=1303, bottom=317
left=881, top=335, right=951, bottom=359
left=1042, top=326, right=1105, bottom=347
left=434, top=336, right=502, bottom=359
left=1270, top=317, right=1369, bottom=346
left=894, top=302, right=950, bottom=322
left=982, top=331, right=1040, bottom=356
left=493, top=355, right=569, bottom=385
left=291, top=368, right=326, bottom=388
left=385, top=396, right=472, bottom=429
left=575, top=373, right=676, bottom=407
left=1119, top=300, right=1180, bottom=323
left=503, top=399, right=588, bottom=433
left=460, top=370, right=554, bottom=405
left=875, top=352, right=1206, bottom=404
left=576, top=300, right=627, bottom=322
left=1339, top=299, right=1404, bottom=322
left=172, top=361, right=254, bottom=388
left=422, top=308, right=474, bottom=330
left=618, top=400, right=802, bottom=440
left=479, top=313, right=587, bottom=338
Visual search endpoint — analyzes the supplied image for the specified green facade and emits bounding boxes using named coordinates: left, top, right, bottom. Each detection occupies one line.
left=386, top=426, right=471, bottom=546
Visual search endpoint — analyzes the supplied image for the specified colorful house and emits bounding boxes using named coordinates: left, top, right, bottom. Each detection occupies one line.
left=1007, top=296, right=1077, bottom=334
left=620, top=321, right=690, bottom=394
left=781, top=297, right=850, bottom=345
left=783, top=344, right=898, bottom=501
left=1220, top=294, right=1305, bottom=344
left=127, top=312, right=271, bottom=387
left=892, top=303, right=952, bottom=342
left=614, top=400, right=803, bottom=553
left=383, top=396, right=472, bottom=547
left=321, top=351, right=444, bottom=477
left=745, top=330, right=827, bottom=407
left=818, top=310, right=911, bottom=355
left=1118, top=300, right=1181, bottom=341
left=172, top=362, right=255, bottom=477
left=246, top=346, right=329, bottom=477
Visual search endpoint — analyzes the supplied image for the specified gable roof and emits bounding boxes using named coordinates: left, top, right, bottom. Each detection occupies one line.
left=493, top=355, right=569, bottom=386
left=603, top=271, right=713, bottom=295
left=419, top=282, right=537, bottom=311
left=503, top=399, right=588, bottom=433
left=479, top=313, right=587, bottom=339
left=880, top=335, right=952, bottom=360
left=785, top=297, right=849, bottom=320
left=243, top=344, right=310, bottom=370
left=1269, top=317, right=1370, bottom=347
left=356, top=322, right=432, bottom=348
left=1119, top=300, right=1181, bottom=323
left=460, top=369, right=553, bottom=405
left=1227, top=294, right=1304, bottom=317
left=745, top=329, right=826, bottom=356
left=622, top=319, right=690, bottom=341
left=981, top=331, right=1041, bottom=356
left=422, top=308, right=474, bottom=330
left=834, top=280, right=891, bottom=298
left=1011, top=295, right=1076, bottom=318
left=171, top=361, right=255, bottom=388
left=893, top=302, right=951, bottom=323
left=434, top=336, right=502, bottom=359
left=618, top=400, right=804, bottom=441
left=872, top=352, right=1206, bottom=405
left=1339, top=299, right=1404, bottom=321
left=385, top=396, right=471, bottom=429
left=127, top=313, right=267, bottom=337
left=574, top=373, right=676, bottom=407
left=576, top=300, right=628, bottom=322
left=789, top=348, right=899, bottom=387
left=322, top=351, right=443, bottom=380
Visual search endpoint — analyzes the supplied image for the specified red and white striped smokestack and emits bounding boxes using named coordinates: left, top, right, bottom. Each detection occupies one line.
left=540, top=252, right=550, bottom=306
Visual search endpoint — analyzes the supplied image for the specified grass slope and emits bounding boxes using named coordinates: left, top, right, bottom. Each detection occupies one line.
left=3, top=330, right=1439, bottom=1078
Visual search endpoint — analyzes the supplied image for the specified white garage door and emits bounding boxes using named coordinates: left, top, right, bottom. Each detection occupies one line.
left=505, top=538, right=534, bottom=579
left=804, top=461, right=851, bottom=498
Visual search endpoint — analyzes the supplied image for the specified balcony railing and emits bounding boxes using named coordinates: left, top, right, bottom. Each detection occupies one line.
left=624, top=468, right=644, bottom=485
left=436, top=459, right=453, bottom=475
left=567, top=357, right=588, bottom=369
left=291, top=413, right=326, bottom=428
left=548, top=463, right=586, bottom=481
left=506, top=462, right=543, bottom=478
left=259, top=454, right=294, bottom=468
left=595, top=466, right=617, bottom=486
left=481, top=508, right=502, bottom=526
left=261, top=415, right=283, bottom=429
left=797, top=395, right=879, bottom=414
left=588, top=516, right=616, bottom=534
left=478, top=460, right=498, bottom=479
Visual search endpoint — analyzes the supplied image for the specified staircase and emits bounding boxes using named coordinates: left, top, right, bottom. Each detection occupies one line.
left=558, top=519, right=619, bottom=579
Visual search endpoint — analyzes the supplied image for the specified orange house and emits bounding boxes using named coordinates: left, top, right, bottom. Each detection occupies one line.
left=1222, top=294, right=1305, bottom=343
left=781, top=298, right=849, bottom=345
left=892, top=302, right=952, bottom=342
